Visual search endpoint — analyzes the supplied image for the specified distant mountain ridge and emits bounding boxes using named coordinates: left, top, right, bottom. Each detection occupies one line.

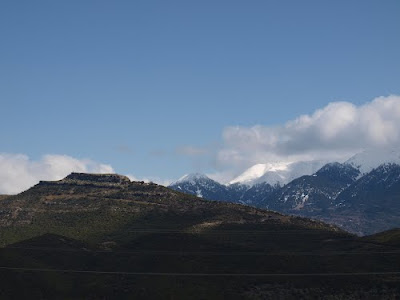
left=169, top=174, right=277, bottom=207
left=171, top=173, right=230, bottom=200
left=169, top=149, right=400, bottom=235
left=265, top=162, right=360, bottom=214
left=328, top=163, right=400, bottom=234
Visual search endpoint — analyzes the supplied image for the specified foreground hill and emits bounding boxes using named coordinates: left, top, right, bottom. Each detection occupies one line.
left=0, top=173, right=399, bottom=299
left=0, top=172, right=338, bottom=246
left=362, top=228, right=400, bottom=247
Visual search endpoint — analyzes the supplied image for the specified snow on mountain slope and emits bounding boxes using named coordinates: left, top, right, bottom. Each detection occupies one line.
left=267, top=162, right=360, bottom=215
left=230, top=160, right=328, bottom=186
left=332, top=163, right=400, bottom=235
left=175, top=173, right=210, bottom=185
left=229, top=163, right=290, bottom=185
left=169, top=173, right=277, bottom=206
left=345, top=149, right=400, bottom=175
left=169, top=173, right=231, bottom=201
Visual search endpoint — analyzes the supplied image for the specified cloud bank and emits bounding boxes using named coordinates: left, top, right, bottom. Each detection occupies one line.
left=215, top=95, right=400, bottom=179
left=0, top=154, right=114, bottom=194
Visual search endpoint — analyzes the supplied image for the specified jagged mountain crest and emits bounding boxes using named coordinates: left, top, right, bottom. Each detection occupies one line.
left=326, top=163, right=400, bottom=235
left=169, top=173, right=229, bottom=200
left=267, top=163, right=360, bottom=213
left=169, top=173, right=277, bottom=205
left=335, top=163, right=400, bottom=208
left=315, top=162, right=361, bottom=183
left=172, top=149, right=400, bottom=188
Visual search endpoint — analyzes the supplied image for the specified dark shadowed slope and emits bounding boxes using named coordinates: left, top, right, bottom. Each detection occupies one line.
left=362, top=228, right=400, bottom=247
left=266, top=162, right=360, bottom=215
left=326, top=164, right=400, bottom=235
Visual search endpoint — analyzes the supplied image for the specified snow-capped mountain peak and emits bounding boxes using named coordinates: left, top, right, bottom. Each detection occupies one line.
left=229, top=162, right=291, bottom=185
left=174, top=173, right=211, bottom=185
left=345, top=148, right=400, bottom=175
left=169, top=173, right=229, bottom=200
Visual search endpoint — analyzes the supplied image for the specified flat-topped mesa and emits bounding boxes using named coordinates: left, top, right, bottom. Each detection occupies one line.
left=64, top=173, right=131, bottom=184
left=37, top=172, right=132, bottom=188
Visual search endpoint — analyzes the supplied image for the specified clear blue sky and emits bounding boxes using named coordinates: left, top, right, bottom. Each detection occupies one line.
left=1, top=0, right=400, bottom=181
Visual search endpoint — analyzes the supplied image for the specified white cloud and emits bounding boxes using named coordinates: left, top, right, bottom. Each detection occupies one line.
left=0, top=154, right=114, bottom=194
left=216, top=95, right=400, bottom=179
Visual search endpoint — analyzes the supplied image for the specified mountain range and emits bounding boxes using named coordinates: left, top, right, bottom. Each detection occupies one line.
left=0, top=172, right=400, bottom=298
left=169, top=149, right=400, bottom=235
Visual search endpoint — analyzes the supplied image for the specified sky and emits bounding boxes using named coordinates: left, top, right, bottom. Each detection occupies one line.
left=1, top=0, right=400, bottom=193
